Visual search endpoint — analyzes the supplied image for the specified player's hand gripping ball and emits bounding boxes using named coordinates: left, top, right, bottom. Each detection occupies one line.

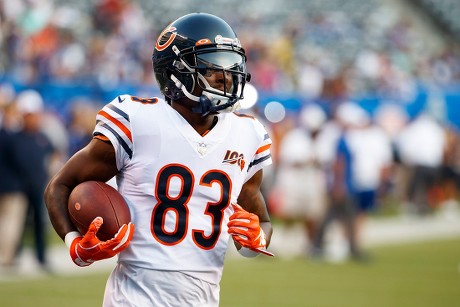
left=68, top=181, right=131, bottom=241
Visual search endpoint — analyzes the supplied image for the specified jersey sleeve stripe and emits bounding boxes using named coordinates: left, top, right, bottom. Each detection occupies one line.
left=255, top=143, right=271, bottom=154
left=96, top=121, right=133, bottom=159
left=107, top=104, right=129, bottom=121
left=100, top=105, right=131, bottom=135
left=97, top=110, right=133, bottom=142
left=248, top=153, right=272, bottom=169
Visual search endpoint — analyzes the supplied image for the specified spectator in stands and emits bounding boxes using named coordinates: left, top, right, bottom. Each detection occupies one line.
left=2, top=0, right=460, bottom=103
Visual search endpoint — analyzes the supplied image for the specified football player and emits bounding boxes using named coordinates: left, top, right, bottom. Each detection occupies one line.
left=45, top=12, right=273, bottom=306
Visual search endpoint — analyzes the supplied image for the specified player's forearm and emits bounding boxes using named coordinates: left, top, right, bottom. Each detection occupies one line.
left=44, top=177, right=77, bottom=240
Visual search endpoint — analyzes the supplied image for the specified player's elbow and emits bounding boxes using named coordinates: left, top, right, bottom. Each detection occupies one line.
left=44, top=176, right=58, bottom=211
left=44, top=174, right=69, bottom=211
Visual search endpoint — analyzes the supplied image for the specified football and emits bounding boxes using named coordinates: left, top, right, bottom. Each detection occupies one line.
left=68, top=181, right=131, bottom=241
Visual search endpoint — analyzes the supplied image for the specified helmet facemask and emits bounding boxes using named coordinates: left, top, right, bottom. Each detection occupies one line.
left=169, top=44, right=250, bottom=116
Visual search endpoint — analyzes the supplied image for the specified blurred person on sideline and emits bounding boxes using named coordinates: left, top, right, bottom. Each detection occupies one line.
left=13, top=90, right=55, bottom=271
left=45, top=13, right=273, bottom=306
left=40, top=110, right=70, bottom=177
left=373, top=103, right=409, bottom=206
left=312, top=102, right=392, bottom=262
left=0, top=84, right=28, bottom=271
left=436, top=124, right=460, bottom=217
left=269, top=104, right=328, bottom=254
left=396, top=112, right=446, bottom=215
left=342, top=105, right=393, bottom=256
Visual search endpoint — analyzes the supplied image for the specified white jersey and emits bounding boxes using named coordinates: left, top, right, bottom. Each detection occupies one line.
left=94, top=95, right=272, bottom=284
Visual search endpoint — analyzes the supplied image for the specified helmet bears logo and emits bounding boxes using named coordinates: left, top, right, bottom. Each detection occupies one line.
left=155, top=26, right=177, bottom=51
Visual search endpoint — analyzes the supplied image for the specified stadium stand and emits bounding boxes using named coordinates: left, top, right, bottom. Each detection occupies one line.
left=0, top=0, right=459, bottom=122
left=412, top=0, right=460, bottom=39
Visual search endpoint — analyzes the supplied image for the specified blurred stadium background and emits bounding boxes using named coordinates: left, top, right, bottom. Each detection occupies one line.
left=2, top=0, right=460, bottom=121
left=1, top=0, right=460, bottom=306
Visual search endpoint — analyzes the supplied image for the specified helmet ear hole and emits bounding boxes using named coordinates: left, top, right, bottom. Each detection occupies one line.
left=173, top=60, right=185, bottom=70
left=165, top=79, right=184, bottom=101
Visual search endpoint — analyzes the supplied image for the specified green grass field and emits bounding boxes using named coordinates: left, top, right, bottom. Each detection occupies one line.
left=1, top=238, right=460, bottom=307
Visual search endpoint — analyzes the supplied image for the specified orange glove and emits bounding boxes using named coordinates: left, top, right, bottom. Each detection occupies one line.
left=227, top=203, right=274, bottom=257
left=67, top=217, right=135, bottom=267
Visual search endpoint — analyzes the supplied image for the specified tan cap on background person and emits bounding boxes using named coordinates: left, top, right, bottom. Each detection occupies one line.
left=299, top=104, right=327, bottom=132
left=16, top=90, right=44, bottom=114
left=336, top=101, right=370, bottom=128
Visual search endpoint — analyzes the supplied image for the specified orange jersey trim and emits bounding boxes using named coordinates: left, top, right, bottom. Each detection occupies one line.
left=255, top=144, right=271, bottom=154
left=94, top=135, right=110, bottom=142
left=98, top=110, right=132, bottom=142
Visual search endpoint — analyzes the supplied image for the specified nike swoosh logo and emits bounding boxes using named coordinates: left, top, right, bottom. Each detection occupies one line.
left=118, top=96, right=126, bottom=103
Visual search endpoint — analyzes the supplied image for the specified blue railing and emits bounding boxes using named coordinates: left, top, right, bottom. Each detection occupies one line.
left=2, top=76, right=460, bottom=130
